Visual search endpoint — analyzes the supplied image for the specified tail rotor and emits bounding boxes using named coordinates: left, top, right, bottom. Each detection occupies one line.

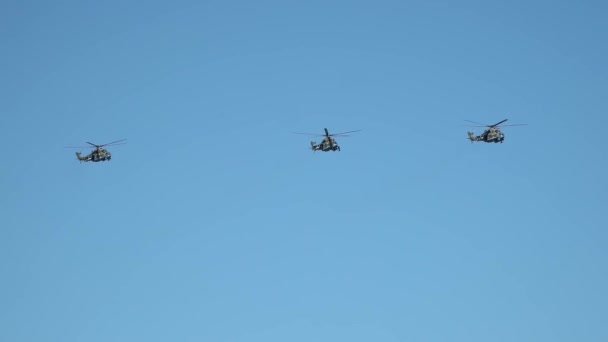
left=467, top=131, right=475, bottom=143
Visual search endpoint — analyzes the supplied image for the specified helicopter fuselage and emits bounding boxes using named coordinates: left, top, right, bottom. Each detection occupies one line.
left=468, top=129, right=505, bottom=143
left=311, top=138, right=341, bottom=151
left=294, top=128, right=360, bottom=152
left=76, top=149, right=112, bottom=162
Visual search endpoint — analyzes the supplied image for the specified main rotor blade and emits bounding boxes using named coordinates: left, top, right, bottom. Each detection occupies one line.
left=99, top=139, right=127, bottom=147
left=86, top=142, right=99, bottom=147
left=465, top=123, right=527, bottom=128
left=329, top=130, right=362, bottom=136
left=291, top=132, right=325, bottom=136
left=65, top=145, right=93, bottom=149
left=489, top=119, right=508, bottom=127
left=464, top=120, right=487, bottom=126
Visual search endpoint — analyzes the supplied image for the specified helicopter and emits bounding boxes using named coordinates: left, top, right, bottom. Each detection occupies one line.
left=466, top=119, right=526, bottom=143
left=65, top=139, right=127, bottom=162
left=292, top=128, right=361, bottom=152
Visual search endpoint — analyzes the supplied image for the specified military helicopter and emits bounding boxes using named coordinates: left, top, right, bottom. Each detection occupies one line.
left=466, top=119, right=526, bottom=143
left=292, top=128, right=361, bottom=152
left=65, top=139, right=127, bottom=162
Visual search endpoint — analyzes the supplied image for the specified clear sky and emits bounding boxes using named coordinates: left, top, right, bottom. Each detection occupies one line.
left=1, top=0, right=607, bottom=341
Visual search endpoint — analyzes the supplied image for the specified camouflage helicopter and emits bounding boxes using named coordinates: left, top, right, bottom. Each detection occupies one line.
left=466, top=119, right=526, bottom=143
left=65, top=139, right=127, bottom=162
left=292, top=128, right=361, bottom=152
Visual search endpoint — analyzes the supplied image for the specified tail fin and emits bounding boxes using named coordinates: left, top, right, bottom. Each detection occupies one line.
left=310, top=141, right=316, bottom=152
left=75, top=152, right=85, bottom=161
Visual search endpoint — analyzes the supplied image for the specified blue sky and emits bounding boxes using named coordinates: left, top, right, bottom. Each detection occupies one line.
left=1, top=0, right=607, bottom=341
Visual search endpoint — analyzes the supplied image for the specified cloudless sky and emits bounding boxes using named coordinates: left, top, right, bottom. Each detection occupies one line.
left=2, top=0, right=607, bottom=341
